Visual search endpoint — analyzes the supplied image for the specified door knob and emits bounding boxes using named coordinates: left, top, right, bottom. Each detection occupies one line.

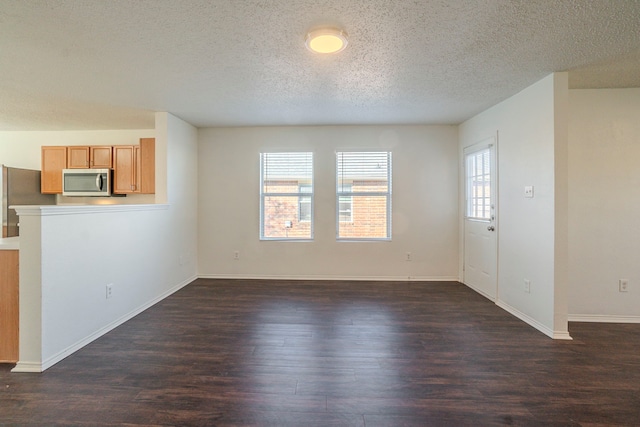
left=487, top=225, right=495, bottom=231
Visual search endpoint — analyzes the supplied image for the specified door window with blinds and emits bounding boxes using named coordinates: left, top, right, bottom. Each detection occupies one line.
left=260, top=152, right=314, bottom=240
left=336, top=151, right=392, bottom=240
left=465, top=147, right=492, bottom=220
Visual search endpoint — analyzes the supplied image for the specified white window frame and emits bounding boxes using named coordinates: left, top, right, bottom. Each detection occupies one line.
left=336, top=151, right=392, bottom=241
left=298, top=183, right=312, bottom=222
left=338, top=183, right=353, bottom=223
left=260, top=152, right=314, bottom=241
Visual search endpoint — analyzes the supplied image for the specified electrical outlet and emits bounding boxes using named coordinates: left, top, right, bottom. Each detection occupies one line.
left=524, top=186, right=534, bottom=198
left=234, top=250, right=240, bottom=260
left=406, top=252, right=412, bottom=261
left=524, top=279, right=531, bottom=293
left=619, top=279, right=629, bottom=292
left=106, top=284, right=113, bottom=299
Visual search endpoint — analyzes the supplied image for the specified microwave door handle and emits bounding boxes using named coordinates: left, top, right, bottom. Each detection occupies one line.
left=96, top=174, right=103, bottom=191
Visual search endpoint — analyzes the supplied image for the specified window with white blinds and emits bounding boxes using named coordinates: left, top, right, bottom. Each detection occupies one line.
left=336, top=151, right=392, bottom=240
left=465, top=148, right=491, bottom=220
left=260, top=152, right=313, bottom=240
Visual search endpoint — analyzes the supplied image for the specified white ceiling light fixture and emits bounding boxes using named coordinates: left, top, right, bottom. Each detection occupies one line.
left=305, top=28, right=348, bottom=54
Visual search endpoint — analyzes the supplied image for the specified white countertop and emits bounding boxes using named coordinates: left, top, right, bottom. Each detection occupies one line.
left=0, top=236, right=20, bottom=250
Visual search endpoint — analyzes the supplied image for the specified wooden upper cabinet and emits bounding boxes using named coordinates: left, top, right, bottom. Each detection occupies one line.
left=41, top=140, right=154, bottom=195
left=113, top=138, right=155, bottom=195
left=90, top=146, right=112, bottom=168
left=134, top=145, right=141, bottom=192
left=113, top=146, right=136, bottom=194
left=67, top=146, right=112, bottom=169
left=67, top=146, right=90, bottom=168
left=41, top=146, right=67, bottom=194
left=138, top=138, right=155, bottom=194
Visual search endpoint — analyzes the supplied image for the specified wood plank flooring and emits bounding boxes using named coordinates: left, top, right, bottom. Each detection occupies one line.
left=1, top=279, right=640, bottom=426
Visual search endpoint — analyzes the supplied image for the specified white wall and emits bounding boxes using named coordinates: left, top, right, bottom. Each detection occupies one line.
left=198, top=125, right=459, bottom=281
left=568, top=88, right=640, bottom=322
left=459, top=73, right=570, bottom=338
left=13, top=112, right=198, bottom=372
left=161, top=112, right=199, bottom=270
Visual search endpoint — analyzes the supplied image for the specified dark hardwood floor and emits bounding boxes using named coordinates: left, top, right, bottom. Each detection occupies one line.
left=2, top=279, right=639, bottom=426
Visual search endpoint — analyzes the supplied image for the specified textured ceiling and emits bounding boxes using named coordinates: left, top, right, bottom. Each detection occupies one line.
left=1, top=0, right=639, bottom=131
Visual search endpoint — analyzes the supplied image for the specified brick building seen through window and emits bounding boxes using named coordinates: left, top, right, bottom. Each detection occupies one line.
left=262, top=180, right=388, bottom=239
left=260, top=151, right=391, bottom=240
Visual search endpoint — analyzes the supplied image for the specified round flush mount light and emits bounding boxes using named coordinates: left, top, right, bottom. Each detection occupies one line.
left=305, top=28, right=348, bottom=54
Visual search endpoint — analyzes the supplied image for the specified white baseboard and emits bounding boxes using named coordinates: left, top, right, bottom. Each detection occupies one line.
left=11, top=361, right=42, bottom=373
left=568, top=314, right=640, bottom=323
left=198, top=274, right=460, bottom=282
left=12, top=275, right=197, bottom=373
left=460, top=281, right=573, bottom=341
left=461, top=282, right=496, bottom=302
left=496, top=299, right=573, bottom=340
left=552, top=330, right=573, bottom=340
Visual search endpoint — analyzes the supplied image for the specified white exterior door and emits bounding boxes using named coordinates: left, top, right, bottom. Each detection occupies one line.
left=463, top=139, right=498, bottom=300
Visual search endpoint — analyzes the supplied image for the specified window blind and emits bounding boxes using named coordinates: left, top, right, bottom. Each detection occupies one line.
left=337, top=151, right=390, bottom=192
left=336, top=151, right=392, bottom=240
left=260, top=152, right=314, bottom=240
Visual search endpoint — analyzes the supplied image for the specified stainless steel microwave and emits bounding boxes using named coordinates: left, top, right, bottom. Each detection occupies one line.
left=62, top=168, right=111, bottom=197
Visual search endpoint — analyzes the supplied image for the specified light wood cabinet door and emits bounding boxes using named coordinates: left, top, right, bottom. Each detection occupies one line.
left=0, top=250, right=19, bottom=363
left=113, top=139, right=155, bottom=195
left=68, top=146, right=112, bottom=168
left=113, top=146, right=135, bottom=194
left=134, top=145, right=141, bottom=192
left=90, top=146, right=112, bottom=168
left=41, top=146, right=67, bottom=193
left=138, top=138, right=155, bottom=194
left=67, top=146, right=90, bottom=168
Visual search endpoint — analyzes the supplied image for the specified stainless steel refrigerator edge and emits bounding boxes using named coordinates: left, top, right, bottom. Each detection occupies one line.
left=2, top=165, right=56, bottom=238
